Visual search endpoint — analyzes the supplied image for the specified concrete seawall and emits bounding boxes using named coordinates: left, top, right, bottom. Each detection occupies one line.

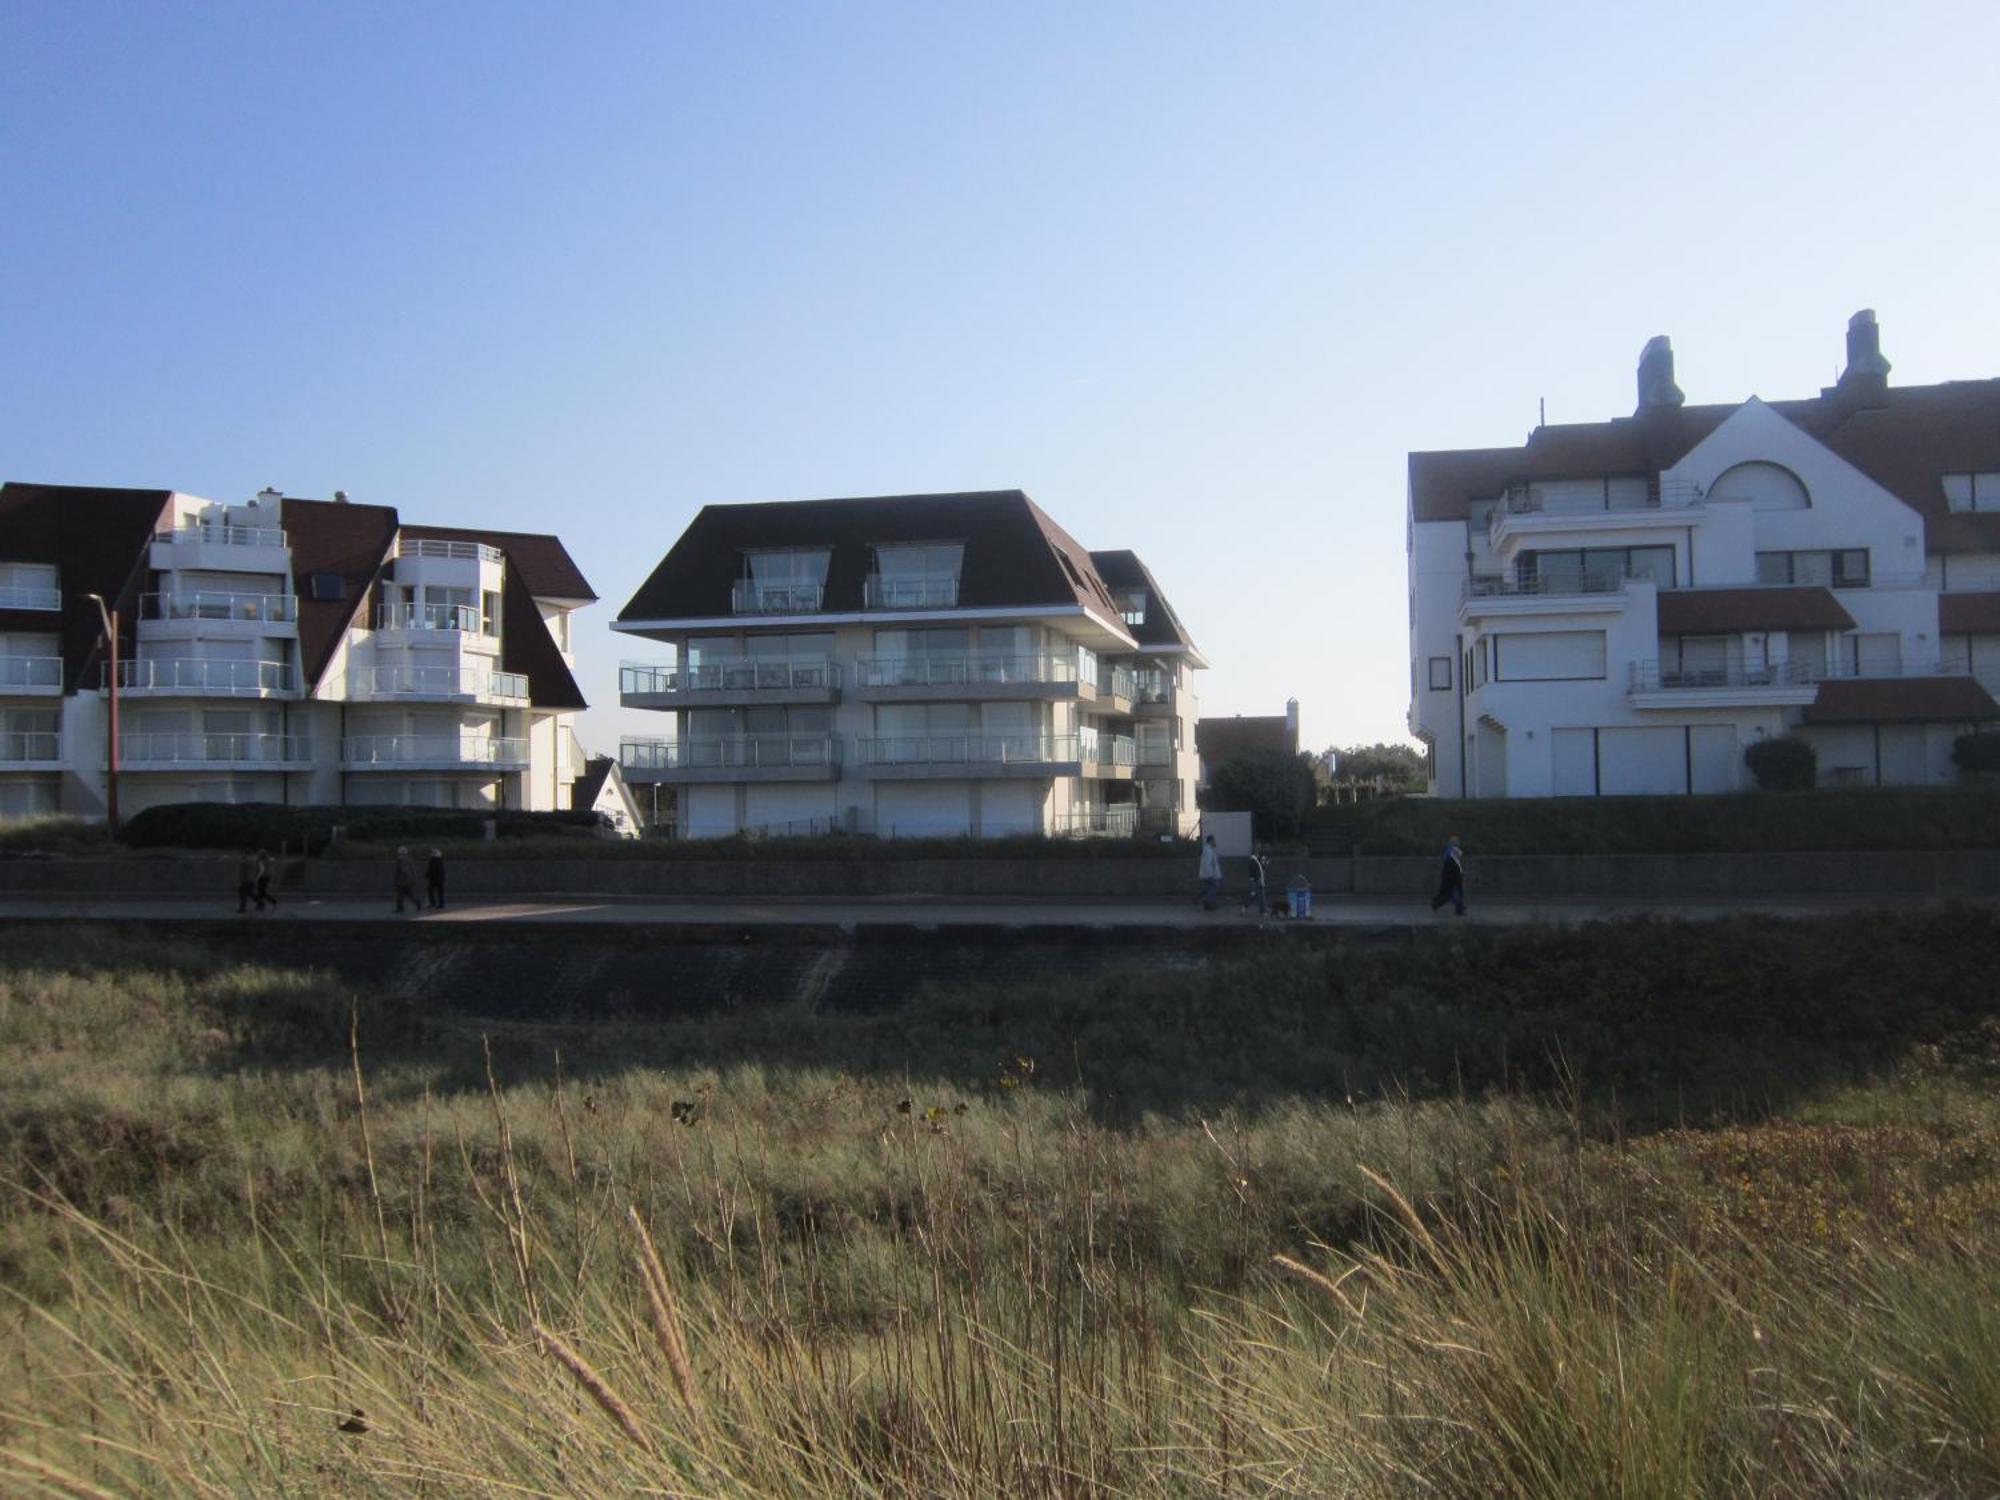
left=3, top=849, right=1996, bottom=899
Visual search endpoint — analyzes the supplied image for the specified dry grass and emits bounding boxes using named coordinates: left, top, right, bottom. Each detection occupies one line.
left=0, top=926, right=1995, bottom=1496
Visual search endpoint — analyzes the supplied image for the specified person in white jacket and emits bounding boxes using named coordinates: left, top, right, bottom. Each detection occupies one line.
left=1197, top=835, right=1222, bottom=911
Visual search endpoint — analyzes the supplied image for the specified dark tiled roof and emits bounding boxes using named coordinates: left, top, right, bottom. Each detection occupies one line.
left=400, top=523, right=596, bottom=601
left=615, top=490, right=1133, bottom=629
left=1939, top=592, right=2000, bottom=635
left=571, top=755, right=615, bottom=811
left=1656, top=586, right=1856, bottom=636
left=0, top=482, right=171, bottom=691
left=1803, top=676, right=2000, bottom=725
left=1088, top=548, right=1202, bottom=655
left=1410, top=377, right=2000, bottom=554
left=1195, top=715, right=1297, bottom=764
left=283, top=497, right=400, bottom=690
left=498, top=556, right=586, bottom=710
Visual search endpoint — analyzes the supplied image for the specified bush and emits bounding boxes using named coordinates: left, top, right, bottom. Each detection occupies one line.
left=1203, top=750, right=1317, bottom=840
left=118, top=802, right=600, bottom=854
left=1744, top=735, right=1817, bottom=792
left=1953, top=732, right=2000, bottom=774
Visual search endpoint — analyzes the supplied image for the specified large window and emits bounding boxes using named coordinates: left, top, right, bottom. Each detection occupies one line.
left=869, top=543, right=963, bottom=607
left=1520, top=546, right=1676, bottom=592
left=1428, top=656, right=1453, bottom=691
left=737, top=550, right=830, bottom=613
left=1756, top=550, right=1870, bottom=588
left=0, top=563, right=60, bottom=610
left=1943, top=473, right=2000, bottom=513
left=1492, top=631, right=1607, bottom=681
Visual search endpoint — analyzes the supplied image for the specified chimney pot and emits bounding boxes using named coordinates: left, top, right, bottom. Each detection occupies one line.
left=1635, top=336, right=1684, bottom=413
left=1838, top=309, right=1891, bottom=403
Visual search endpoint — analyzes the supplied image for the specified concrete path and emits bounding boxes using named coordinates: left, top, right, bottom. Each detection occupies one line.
left=0, top=891, right=1981, bottom=930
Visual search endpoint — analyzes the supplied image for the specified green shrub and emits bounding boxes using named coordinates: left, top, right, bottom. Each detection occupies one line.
left=1744, top=735, right=1818, bottom=791
left=1953, top=732, right=2000, bottom=774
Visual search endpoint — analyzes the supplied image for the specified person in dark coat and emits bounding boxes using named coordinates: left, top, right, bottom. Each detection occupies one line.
left=1430, top=834, right=1466, bottom=916
left=237, top=850, right=258, bottom=913
left=393, top=847, right=420, bottom=913
left=425, top=848, right=446, bottom=909
left=253, top=849, right=277, bottom=910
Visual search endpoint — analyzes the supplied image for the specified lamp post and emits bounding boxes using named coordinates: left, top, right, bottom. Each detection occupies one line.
left=85, top=593, right=120, bottom=836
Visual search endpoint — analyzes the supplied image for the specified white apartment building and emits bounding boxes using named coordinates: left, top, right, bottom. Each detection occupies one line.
left=1408, top=312, right=2000, bottom=798
left=613, top=490, right=1205, bottom=838
left=0, top=482, right=594, bottom=822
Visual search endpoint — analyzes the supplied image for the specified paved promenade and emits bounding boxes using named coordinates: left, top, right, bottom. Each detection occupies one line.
left=0, top=890, right=1977, bottom=930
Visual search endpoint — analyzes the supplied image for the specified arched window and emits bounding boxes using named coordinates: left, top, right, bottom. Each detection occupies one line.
left=1710, top=461, right=1810, bottom=510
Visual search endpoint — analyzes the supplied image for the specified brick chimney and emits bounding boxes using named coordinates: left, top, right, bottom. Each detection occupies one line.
left=1635, top=336, right=1684, bottom=413
left=1836, top=308, right=1891, bottom=406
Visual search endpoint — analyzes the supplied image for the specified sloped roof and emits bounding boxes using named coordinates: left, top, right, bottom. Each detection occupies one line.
left=1195, top=715, right=1298, bottom=764
left=1657, top=586, right=1856, bottom=636
left=497, top=556, right=586, bottom=710
left=1939, top=591, right=2000, bottom=635
left=1410, top=377, right=2000, bottom=554
left=400, top=523, right=596, bottom=601
left=571, top=755, right=615, bottom=810
left=0, top=482, right=172, bottom=691
left=283, top=497, right=400, bottom=690
left=615, top=490, right=1133, bottom=629
left=1803, top=676, right=2000, bottom=724
left=1088, top=548, right=1204, bottom=658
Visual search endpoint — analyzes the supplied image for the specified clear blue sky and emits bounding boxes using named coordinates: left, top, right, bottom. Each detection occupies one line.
left=6, top=1, right=1998, bottom=754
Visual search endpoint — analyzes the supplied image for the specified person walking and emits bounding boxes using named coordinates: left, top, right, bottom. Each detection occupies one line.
left=425, top=848, right=446, bottom=910
left=393, top=846, right=421, bottom=914
left=253, top=849, right=277, bottom=911
left=1197, top=834, right=1222, bottom=912
left=236, top=849, right=258, bottom=914
left=1430, top=834, right=1466, bottom=916
left=1241, top=848, right=1268, bottom=916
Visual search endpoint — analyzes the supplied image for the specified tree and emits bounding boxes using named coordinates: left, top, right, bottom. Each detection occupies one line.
left=1324, top=742, right=1426, bottom=790
left=1744, top=735, right=1817, bottom=792
left=1202, top=750, right=1317, bottom=841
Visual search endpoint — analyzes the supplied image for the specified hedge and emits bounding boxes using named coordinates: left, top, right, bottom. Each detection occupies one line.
left=118, top=802, right=601, bottom=854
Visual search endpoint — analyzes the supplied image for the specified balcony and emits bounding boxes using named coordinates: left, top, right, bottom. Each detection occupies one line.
left=1625, top=655, right=1972, bottom=710
left=1080, top=733, right=1137, bottom=778
left=0, top=657, right=63, bottom=695
left=399, top=538, right=504, bottom=564
left=863, top=575, right=960, bottom=609
left=856, top=733, right=1082, bottom=780
left=372, top=602, right=489, bottom=636
left=619, top=657, right=839, bottom=711
left=618, top=734, right=842, bottom=784
left=1137, top=739, right=1174, bottom=769
left=1459, top=573, right=1646, bottom=622
left=115, top=659, right=296, bottom=697
left=345, top=665, right=529, bottom=704
left=119, top=732, right=312, bottom=770
left=854, top=650, right=1096, bottom=704
left=342, top=735, right=528, bottom=771
left=0, top=586, right=61, bottom=611
left=1095, top=666, right=1137, bottom=714
left=1052, top=806, right=1139, bottom=838
left=150, top=524, right=291, bottom=576
left=1487, top=483, right=1684, bottom=552
left=0, top=731, right=62, bottom=768
left=1131, top=668, right=1174, bottom=716
left=731, top=580, right=824, bottom=615
left=140, top=591, right=298, bottom=634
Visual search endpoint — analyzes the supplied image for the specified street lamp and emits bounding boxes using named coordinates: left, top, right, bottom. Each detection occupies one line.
left=85, top=592, right=120, bottom=836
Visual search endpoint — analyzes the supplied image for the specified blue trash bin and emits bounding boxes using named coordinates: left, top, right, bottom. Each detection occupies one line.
left=1287, top=882, right=1312, bottom=919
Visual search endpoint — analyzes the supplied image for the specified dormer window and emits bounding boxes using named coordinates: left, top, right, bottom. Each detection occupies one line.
left=0, top=563, right=61, bottom=611
left=1114, top=588, right=1148, bottom=626
left=1944, top=473, right=2000, bottom=513
left=734, top=549, right=829, bottom=614
left=866, top=543, right=962, bottom=609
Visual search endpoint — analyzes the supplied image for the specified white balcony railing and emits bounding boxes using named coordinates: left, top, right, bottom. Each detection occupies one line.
left=373, top=602, right=485, bottom=633
left=620, top=658, right=838, bottom=696
left=854, top=651, right=1084, bottom=689
left=858, top=734, right=1078, bottom=767
left=1052, top=806, right=1139, bottom=838
left=115, top=659, right=295, bottom=694
left=0, top=732, right=61, bottom=763
left=342, top=735, right=527, bottom=768
left=119, top=732, right=310, bottom=766
left=1137, top=741, right=1174, bottom=768
left=1630, top=657, right=1972, bottom=693
left=0, top=586, right=61, bottom=611
left=141, top=591, right=298, bottom=623
left=863, top=575, right=960, bottom=609
left=731, top=580, right=825, bottom=615
left=155, top=524, right=287, bottom=549
left=1098, top=666, right=1138, bottom=701
left=398, top=538, right=504, bottom=563
left=619, top=735, right=842, bottom=771
left=1464, top=574, right=1649, bottom=601
left=1131, top=669, right=1172, bottom=706
left=1090, top=735, right=1137, bottom=768
left=0, top=657, right=62, bottom=689
left=346, top=666, right=528, bottom=701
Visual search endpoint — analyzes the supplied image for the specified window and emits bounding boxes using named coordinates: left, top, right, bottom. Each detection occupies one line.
left=1492, top=631, right=1607, bottom=681
left=1114, top=588, right=1148, bottom=626
left=1520, top=546, right=1675, bottom=592
left=1943, top=473, right=2000, bottom=513
left=737, top=550, right=830, bottom=613
left=483, top=591, right=502, bottom=638
left=1428, top=656, right=1453, bottom=691
left=1710, top=462, right=1810, bottom=510
left=1756, top=550, right=1870, bottom=588
left=0, top=562, right=60, bottom=611
left=870, top=543, right=963, bottom=607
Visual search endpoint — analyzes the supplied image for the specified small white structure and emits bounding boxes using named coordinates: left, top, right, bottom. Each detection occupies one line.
left=1407, top=312, right=2000, bottom=797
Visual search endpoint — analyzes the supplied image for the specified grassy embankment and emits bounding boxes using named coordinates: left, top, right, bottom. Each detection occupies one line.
left=2, top=914, right=1998, bottom=1495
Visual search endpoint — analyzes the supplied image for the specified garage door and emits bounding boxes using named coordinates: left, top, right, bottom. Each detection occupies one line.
left=876, top=782, right=972, bottom=837
left=1597, top=727, right=1685, bottom=795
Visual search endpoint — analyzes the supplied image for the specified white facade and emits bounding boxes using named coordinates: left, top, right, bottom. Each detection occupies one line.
left=614, top=498, right=1205, bottom=839
left=0, top=486, right=591, bottom=822
left=1408, top=316, right=2000, bottom=798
